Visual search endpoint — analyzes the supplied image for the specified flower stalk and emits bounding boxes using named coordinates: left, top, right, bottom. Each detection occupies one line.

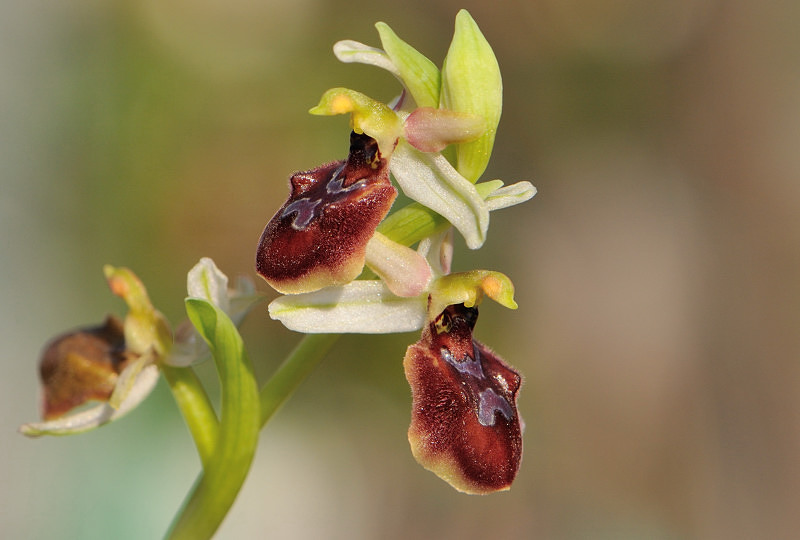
left=160, top=365, right=219, bottom=468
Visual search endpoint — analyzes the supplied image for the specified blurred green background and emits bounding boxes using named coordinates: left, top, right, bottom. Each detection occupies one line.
left=3, top=0, right=799, bottom=538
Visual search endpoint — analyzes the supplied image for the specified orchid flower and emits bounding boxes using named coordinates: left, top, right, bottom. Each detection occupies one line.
left=19, top=266, right=168, bottom=436
left=20, top=258, right=259, bottom=436
left=256, top=10, right=535, bottom=299
left=256, top=11, right=533, bottom=493
left=264, top=10, right=532, bottom=336
left=404, top=302, right=523, bottom=494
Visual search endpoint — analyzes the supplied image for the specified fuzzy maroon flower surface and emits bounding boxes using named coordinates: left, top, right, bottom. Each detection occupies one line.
left=256, top=132, right=397, bottom=294
left=404, top=303, right=523, bottom=494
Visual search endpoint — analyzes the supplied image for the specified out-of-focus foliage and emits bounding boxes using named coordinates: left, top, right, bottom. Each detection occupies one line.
left=3, top=0, right=800, bottom=538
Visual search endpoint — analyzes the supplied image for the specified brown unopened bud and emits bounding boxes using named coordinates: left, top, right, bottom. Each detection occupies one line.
left=39, top=316, right=136, bottom=420
left=404, top=303, right=522, bottom=494
left=256, top=132, right=397, bottom=294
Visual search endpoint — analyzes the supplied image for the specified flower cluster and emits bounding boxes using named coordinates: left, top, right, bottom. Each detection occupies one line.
left=256, top=10, right=535, bottom=494
left=20, top=10, right=535, bottom=500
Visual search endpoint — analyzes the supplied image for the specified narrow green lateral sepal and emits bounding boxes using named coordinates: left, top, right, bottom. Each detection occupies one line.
left=375, top=22, right=441, bottom=108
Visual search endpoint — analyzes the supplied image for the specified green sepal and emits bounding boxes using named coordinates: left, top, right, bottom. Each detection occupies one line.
left=440, top=10, right=502, bottom=182
left=375, top=22, right=441, bottom=108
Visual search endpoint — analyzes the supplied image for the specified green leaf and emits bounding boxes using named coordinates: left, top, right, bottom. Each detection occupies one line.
left=168, top=299, right=260, bottom=540
left=375, top=22, right=441, bottom=108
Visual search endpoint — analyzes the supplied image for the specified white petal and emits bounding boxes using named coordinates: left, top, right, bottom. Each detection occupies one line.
left=187, top=257, right=230, bottom=312
left=19, top=364, right=160, bottom=437
left=485, top=181, right=537, bottom=211
left=333, top=40, right=400, bottom=77
left=268, top=281, right=427, bottom=334
left=171, top=273, right=262, bottom=368
left=390, top=141, right=489, bottom=249
left=365, top=232, right=432, bottom=297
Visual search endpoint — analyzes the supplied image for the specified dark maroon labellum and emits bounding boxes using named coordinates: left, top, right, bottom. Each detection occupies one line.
left=39, top=315, right=135, bottom=420
left=256, top=132, right=397, bottom=294
left=404, top=303, right=523, bottom=494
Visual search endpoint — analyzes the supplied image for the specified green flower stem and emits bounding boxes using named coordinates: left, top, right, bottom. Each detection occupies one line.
left=167, top=300, right=261, bottom=540
left=259, top=333, right=340, bottom=427
left=161, top=365, right=219, bottom=468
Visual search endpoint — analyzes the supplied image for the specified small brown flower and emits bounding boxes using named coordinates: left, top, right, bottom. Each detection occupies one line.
left=404, top=303, right=522, bottom=494
left=256, top=132, right=397, bottom=294
left=39, top=315, right=136, bottom=420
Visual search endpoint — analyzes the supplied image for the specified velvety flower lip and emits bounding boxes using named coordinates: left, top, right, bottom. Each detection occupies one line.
left=404, top=303, right=523, bottom=494
left=20, top=267, right=167, bottom=437
left=256, top=131, right=397, bottom=295
left=21, top=259, right=256, bottom=437
left=37, top=315, right=134, bottom=421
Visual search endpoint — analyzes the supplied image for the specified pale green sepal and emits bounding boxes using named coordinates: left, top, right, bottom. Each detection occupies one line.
left=187, top=257, right=230, bottom=313
left=375, top=22, right=441, bottom=108
left=391, top=140, right=489, bottom=249
left=365, top=232, right=433, bottom=297
left=429, top=270, right=517, bottom=319
left=19, top=363, right=160, bottom=437
left=333, top=40, right=400, bottom=77
left=269, top=281, right=427, bottom=334
left=310, top=88, right=403, bottom=155
left=440, top=9, right=502, bottom=182
left=169, top=266, right=262, bottom=368
left=376, top=179, right=532, bottom=250
left=104, top=265, right=172, bottom=358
